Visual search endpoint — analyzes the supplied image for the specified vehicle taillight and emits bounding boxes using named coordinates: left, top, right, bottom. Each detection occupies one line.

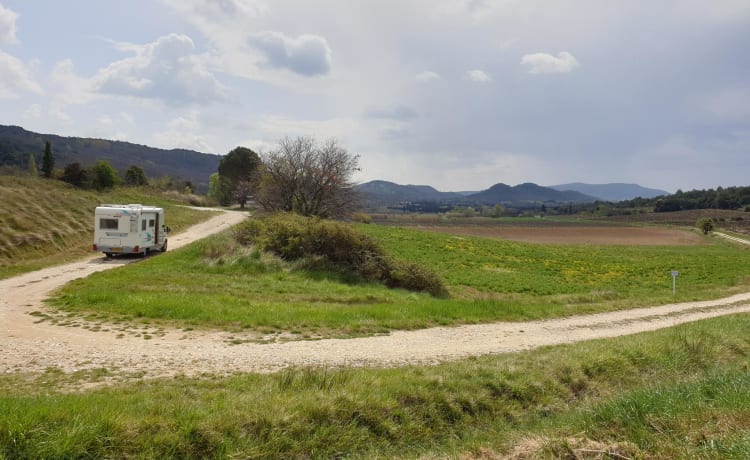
left=93, top=244, right=98, bottom=251
left=133, top=246, right=140, bottom=253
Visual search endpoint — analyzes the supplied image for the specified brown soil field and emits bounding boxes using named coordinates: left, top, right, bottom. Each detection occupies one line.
left=415, top=225, right=707, bottom=245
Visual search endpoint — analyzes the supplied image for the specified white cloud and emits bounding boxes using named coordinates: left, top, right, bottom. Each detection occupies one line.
left=466, top=69, right=492, bottom=82
left=48, top=105, right=72, bottom=124
left=48, top=59, right=98, bottom=109
left=92, top=33, right=228, bottom=106
left=249, top=31, right=332, bottom=76
left=160, top=0, right=267, bottom=29
left=521, top=51, right=580, bottom=74
left=153, top=112, right=213, bottom=152
left=415, top=70, right=440, bottom=82
left=0, top=50, right=42, bottom=98
left=22, top=103, right=41, bottom=120
left=0, top=3, right=18, bottom=45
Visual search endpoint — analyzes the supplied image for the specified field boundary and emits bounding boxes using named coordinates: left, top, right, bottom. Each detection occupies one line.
left=714, top=231, right=750, bottom=246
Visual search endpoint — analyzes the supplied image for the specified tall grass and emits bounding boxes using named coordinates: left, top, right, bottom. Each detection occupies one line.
left=0, top=175, right=219, bottom=278
left=2, top=314, right=750, bottom=458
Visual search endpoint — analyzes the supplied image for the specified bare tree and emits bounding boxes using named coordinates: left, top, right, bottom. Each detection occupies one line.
left=256, top=137, right=360, bottom=218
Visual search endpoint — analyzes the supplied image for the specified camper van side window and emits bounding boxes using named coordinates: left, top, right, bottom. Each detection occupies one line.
left=149, top=219, right=155, bottom=228
left=100, top=218, right=118, bottom=230
left=141, top=220, right=147, bottom=231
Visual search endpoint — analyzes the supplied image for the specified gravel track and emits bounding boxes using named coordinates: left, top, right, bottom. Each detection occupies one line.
left=2, top=210, right=750, bottom=383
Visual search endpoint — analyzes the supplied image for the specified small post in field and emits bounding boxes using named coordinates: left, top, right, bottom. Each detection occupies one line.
left=671, top=270, right=679, bottom=294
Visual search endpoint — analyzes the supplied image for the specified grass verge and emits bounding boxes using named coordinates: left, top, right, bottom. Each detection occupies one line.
left=2, top=314, right=750, bottom=458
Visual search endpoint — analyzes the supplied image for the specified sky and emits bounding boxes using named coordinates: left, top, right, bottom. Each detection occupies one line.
left=0, top=1, right=748, bottom=193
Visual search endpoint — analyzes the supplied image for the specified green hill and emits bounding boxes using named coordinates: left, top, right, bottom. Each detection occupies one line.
left=0, top=125, right=219, bottom=192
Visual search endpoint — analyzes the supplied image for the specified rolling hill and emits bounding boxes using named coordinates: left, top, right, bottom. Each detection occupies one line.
left=467, top=182, right=595, bottom=205
left=358, top=180, right=597, bottom=209
left=0, top=125, right=219, bottom=192
left=549, top=182, right=669, bottom=201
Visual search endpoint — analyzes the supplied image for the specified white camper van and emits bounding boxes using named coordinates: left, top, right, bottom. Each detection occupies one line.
left=93, top=204, right=170, bottom=257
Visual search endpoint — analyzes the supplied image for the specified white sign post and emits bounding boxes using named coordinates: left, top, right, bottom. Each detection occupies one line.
left=671, top=270, right=679, bottom=294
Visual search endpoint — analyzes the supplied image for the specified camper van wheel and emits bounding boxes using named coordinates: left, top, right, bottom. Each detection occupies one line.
left=105, top=252, right=113, bottom=258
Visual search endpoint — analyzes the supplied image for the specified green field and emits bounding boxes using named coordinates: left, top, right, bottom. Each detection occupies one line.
left=2, top=314, right=749, bottom=458
left=50, top=221, right=750, bottom=337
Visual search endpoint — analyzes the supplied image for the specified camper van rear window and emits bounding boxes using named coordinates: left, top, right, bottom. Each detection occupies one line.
left=100, top=218, right=119, bottom=230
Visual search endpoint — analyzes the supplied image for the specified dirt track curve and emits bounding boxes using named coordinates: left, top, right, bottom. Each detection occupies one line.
left=3, top=210, right=750, bottom=383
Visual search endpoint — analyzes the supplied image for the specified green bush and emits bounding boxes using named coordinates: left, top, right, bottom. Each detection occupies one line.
left=384, top=259, right=449, bottom=297
left=351, top=213, right=373, bottom=224
left=233, top=213, right=447, bottom=296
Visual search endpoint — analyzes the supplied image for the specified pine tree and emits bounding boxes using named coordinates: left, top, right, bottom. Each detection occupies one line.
left=41, top=141, right=54, bottom=178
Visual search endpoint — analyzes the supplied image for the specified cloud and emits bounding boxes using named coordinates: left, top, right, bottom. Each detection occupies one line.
left=0, top=51, right=42, bottom=98
left=415, top=70, right=440, bottom=82
left=466, top=69, right=492, bottom=82
left=0, top=3, right=18, bottom=45
left=153, top=112, right=213, bottom=152
left=704, top=87, right=750, bottom=120
left=160, top=0, right=267, bottom=29
left=92, top=33, right=228, bottom=105
left=364, top=105, right=418, bottom=120
left=249, top=31, right=332, bottom=76
left=22, top=103, right=41, bottom=120
left=521, top=51, right=580, bottom=74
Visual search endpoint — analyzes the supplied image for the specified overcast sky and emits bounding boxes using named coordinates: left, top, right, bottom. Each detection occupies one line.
left=1, top=1, right=748, bottom=192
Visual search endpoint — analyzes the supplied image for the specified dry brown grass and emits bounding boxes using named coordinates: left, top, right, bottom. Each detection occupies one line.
left=0, top=175, right=218, bottom=277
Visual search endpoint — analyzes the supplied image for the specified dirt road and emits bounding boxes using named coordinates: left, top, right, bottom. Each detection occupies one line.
left=2, top=211, right=750, bottom=383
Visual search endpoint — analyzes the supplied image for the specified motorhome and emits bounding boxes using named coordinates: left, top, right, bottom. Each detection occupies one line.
left=93, top=204, right=170, bottom=257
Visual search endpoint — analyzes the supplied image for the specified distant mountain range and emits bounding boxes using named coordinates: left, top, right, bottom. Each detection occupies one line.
left=358, top=180, right=668, bottom=209
left=548, top=182, right=668, bottom=202
left=358, top=180, right=597, bottom=209
left=0, top=125, right=219, bottom=192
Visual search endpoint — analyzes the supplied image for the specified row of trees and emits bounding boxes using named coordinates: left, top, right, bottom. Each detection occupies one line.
left=22, top=140, right=157, bottom=191
left=60, top=161, right=149, bottom=190
left=211, top=137, right=361, bottom=218
left=618, top=187, right=750, bottom=212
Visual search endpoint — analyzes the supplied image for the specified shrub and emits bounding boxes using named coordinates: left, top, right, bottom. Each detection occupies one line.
left=696, top=217, right=714, bottom=235
left=234, top=213, right=447, bottom=296
left=351, top=213, right=373, bottom=224
left=384, top=259, right=449, bottom=297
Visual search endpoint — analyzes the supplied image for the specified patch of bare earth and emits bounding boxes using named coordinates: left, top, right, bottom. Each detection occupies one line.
left=417, top=226, right=706, bottom=245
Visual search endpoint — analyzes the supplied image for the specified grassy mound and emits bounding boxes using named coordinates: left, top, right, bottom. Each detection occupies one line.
left=234, top=213, right=448, bottom=296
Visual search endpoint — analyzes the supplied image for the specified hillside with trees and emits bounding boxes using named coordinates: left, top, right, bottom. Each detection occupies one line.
left=618, top=186, right=750, bottom=212
left=0, top=125, right=218, bottom=192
